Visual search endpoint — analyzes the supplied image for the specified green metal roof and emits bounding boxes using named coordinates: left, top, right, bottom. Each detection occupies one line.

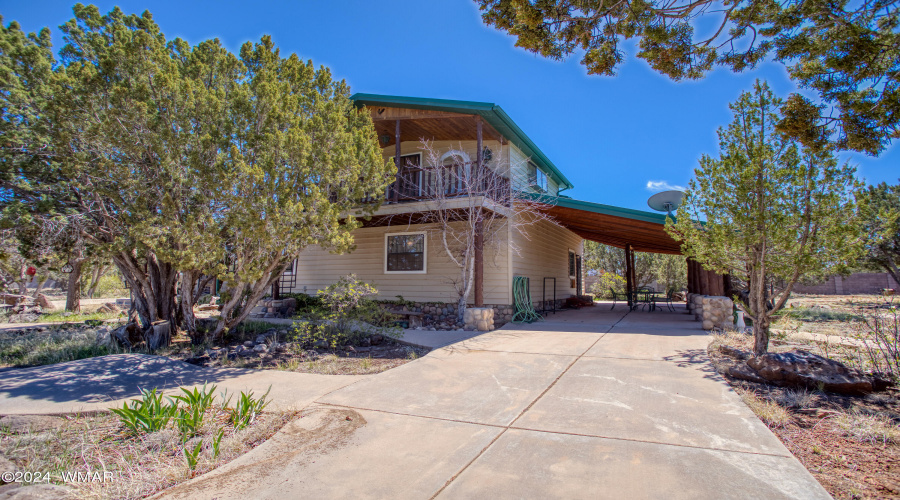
left=351, top=93, right=575, bottom=191
left=530, top=193, right=673, bottom=224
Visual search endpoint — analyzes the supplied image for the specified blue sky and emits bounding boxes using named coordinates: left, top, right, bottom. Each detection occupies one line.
left=3, top=0, right=897, bottom=211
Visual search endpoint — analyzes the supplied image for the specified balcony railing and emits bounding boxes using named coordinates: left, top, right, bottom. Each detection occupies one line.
left=386, top=162, right=510, bottom=205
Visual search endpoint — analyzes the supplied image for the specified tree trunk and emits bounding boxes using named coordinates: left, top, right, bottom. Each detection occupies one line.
left=179, top=271, right=200, bottom=341
left=32, top=278, right=48, bottom=298
left=752, top=314, right=770, bottom=356
left=87, top=264, right=107, bottom=298
left=113, top=251, right=179, bottom=347
left=65, top=260, right=84, bottom=312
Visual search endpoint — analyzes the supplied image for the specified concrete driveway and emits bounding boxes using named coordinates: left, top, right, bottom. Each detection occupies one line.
left=161, top=304, right=830, bottom=499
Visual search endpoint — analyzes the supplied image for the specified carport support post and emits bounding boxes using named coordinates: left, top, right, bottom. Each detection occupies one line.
left=625, top=243, right=634, bottom=307
left=699, top=263, right=710, bottom=295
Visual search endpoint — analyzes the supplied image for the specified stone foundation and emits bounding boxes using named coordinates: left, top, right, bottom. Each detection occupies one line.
left=378, top=301, right=514, bottom=330
left=686, top=293, right=734, bottom=330
left=464, top=307, right=495, bottom=331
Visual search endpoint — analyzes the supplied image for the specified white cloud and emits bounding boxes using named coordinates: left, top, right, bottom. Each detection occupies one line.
left=646, top=180, right=686, bottom=192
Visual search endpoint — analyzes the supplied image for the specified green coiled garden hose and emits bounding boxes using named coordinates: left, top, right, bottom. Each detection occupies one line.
left=512, top=276, right=542, bottom=323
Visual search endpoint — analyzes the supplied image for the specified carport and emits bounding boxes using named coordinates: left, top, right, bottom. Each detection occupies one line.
left=537, top=196, right=730, bottom=301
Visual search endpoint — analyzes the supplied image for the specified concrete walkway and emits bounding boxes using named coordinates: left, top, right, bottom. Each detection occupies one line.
left=0, top=354, right=364, bottom=414
left=160, top=305, right=829, bottom=499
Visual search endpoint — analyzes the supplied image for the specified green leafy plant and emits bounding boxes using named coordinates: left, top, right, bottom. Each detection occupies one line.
left=589, top=272, right=626, bottom=299
left=211, top=428, right=225, bottom=459
left=171, top=384, right=217, bottom=414
left=228, top=387, right=271, bottom=430
left=183, top=439, right=203, bottom=471
left=110, top=388, right=176, bottom=434
left=291, top=275, right=401, bottom=348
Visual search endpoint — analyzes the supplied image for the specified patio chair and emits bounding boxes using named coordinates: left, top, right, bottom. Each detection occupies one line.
left=609, top=288, right=627, bottom=310
left=657, top=288, right=677, bottom=312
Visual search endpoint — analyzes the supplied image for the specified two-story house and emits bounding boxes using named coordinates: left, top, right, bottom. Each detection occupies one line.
left=285, top=94, right=683, bottom=326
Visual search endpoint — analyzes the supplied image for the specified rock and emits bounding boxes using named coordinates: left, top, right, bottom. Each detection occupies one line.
left=34, top=294, right=55, bottom=311
left=719, top=345, right=751, bottom=360
left=95, top=303, right=120, bottom=314
left=255, top=335, right=268, bottom=344
left=184, top=355, right=210, bottom=365
left=726, top=361, right=769, bottom=384
left=747, top=350, right=878, bottom=395
left=207, top=349, right=226, bottom=358
left=243, top=340, right=255, bottom=348
left=370, top=334, right=384, bottom=346
left=252, top=344, right=268, bottom=353
left=701, top=320, right=714, bottom=330
left=360, top=337, right=372, bottom=347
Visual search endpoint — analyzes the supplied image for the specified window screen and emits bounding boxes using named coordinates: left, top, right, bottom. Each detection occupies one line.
left=568, top=250, right=576, bottom=277
left=387, top=234, right=425, bottom=272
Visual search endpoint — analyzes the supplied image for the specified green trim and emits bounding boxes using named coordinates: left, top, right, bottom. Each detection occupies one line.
left=351, top=93, right=575, bottom=191
left=526, top=193, right=673, bottom=225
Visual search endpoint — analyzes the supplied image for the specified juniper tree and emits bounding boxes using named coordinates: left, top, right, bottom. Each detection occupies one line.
left=857, top=180, right=900, bottom=286
left=477, top=0, right=900, bottom=155
left=0, top=6, right=392, bottom=345
left=667, top=81, right=861, bottom=355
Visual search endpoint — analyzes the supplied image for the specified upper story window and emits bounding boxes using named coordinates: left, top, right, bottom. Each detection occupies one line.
left=529, top=162, right=548, bottom=192
left=385, top=232, right=427, bottom=273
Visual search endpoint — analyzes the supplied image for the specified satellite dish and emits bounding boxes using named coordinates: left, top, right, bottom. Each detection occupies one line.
left=648, top=190, right=684, bottom=216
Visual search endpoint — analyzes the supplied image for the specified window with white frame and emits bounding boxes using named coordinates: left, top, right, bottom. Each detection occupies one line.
left=385, top=232, right=426, bottom=273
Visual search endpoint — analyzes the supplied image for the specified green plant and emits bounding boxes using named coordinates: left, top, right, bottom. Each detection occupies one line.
left=110, top=388, right=176, bottom=434
left=291, top=275, right=401, bottom=348
left=172, top=384, right=217, bottom=414
left=589, top=272, right=626, bottom=299
left=183, top=439, right=203, bottom=471
left=227, top=387, right=271, bottom=430
left=211, top=428, right=225, bottom=459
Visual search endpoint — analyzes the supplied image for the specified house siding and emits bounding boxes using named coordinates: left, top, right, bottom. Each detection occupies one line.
left=290, top=222, right=511, bottom=304
left=511, top=218, right=583, bottom=306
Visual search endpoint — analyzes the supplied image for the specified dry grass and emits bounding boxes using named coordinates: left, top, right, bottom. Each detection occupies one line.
left=0, top=326, right=124, bottom=368
left=0, top=410, right=292, bottom=499
left=774, top=388, right=818, bottom=409
left=833, top=410, right=900, bottom=445
left=734, top=386, right=793, bottom=428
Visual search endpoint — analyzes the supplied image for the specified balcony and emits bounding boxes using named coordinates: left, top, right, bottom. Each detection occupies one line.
left=385, top=162, right=511, bottom=205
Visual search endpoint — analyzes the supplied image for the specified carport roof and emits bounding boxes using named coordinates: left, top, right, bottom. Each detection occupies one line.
left=535, top=195, right=683, bottom=254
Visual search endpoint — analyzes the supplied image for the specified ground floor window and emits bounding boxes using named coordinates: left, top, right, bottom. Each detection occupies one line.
left=385, top=232, right=426, bottom=273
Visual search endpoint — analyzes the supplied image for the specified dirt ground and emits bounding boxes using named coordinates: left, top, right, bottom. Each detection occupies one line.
left=709, top=292, right=900, bottom=499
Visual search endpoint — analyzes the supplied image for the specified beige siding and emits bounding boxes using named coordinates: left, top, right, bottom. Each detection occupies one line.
left=508, top=144, right=558, bottom=196
left=290, top=222, right=511, bottom=304
left=511, top=218, right=583, bottom=305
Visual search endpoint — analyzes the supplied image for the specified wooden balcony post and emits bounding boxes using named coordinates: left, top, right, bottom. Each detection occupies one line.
left=394, top=119, right=401, bottom=203
left=474, top=117, right=484, bottom=306
left=476, top=116, right=483, bottom=191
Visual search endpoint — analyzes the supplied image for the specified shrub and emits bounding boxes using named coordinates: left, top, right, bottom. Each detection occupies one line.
left=291, top=275, right=400, bottom=348
left=854, top=298, right=900, bottom=381
left=589, top=272, right=626, bottom=299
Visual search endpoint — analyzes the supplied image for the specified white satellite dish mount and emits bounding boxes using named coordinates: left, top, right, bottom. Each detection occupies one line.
left=647, top=190, right=684, bottom=217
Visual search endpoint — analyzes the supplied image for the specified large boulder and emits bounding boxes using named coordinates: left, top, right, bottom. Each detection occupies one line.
left=746, top=350, right=884, bottom=396
left=34, top=293, right=55, bottom=311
